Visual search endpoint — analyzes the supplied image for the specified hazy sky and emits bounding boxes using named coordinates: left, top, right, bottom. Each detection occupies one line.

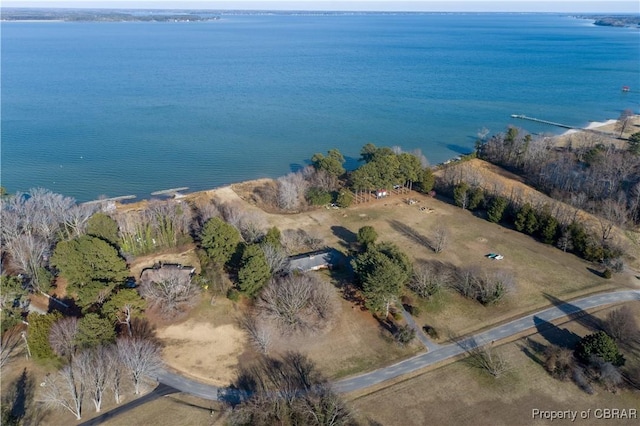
left=2, top=1, right=638, bottom=13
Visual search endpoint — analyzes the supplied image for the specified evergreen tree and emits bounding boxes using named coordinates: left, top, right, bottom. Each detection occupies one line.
left=576, top=331, right=625, bottom=367
left=101, top=288, right=146, bottom=324
left=51, top=235, right=128, bottom=308
left=453, top=182, right=470, bottom=209
left=357, top=226, right=378, bottom=249
left=238, top=244, right=271, bottom=297
left=311, top=149, right=345, bottom=177
left=200, top=217, right=241, bottom=264
left=75, top=313, right=116, bottom=349
left=524, top=208, right=539, bottom=235
left=467, top=187, right=485, bottom=211
left=86, top=212, right=120, bottom=246
left=1, top=275, right=28, bottom=334
left=26, top=312, right=62, bottom=361
left=538, top=214, right=559, bottom=244
left=628, top=131, right=640, bottom=155
left=487, top=196, right=508, bottom=223
left=514, top=203, right=532, bottom=233
left=336, top=190, right=354, bottom=208
left=415, top=167, right=435, bottom=193
left=262, top=226, right=282, bottom=248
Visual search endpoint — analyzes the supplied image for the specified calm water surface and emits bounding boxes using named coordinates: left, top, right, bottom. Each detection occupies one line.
left=2, top=14, right=639, bottom=201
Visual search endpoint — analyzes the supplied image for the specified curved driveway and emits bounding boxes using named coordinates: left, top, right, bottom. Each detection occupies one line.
left=155, top=290, right=640, bottom=399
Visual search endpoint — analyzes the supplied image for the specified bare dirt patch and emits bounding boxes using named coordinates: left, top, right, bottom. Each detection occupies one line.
left=156, top=320, right=247, bottom=386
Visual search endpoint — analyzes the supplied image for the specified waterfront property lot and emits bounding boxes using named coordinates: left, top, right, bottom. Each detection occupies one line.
left=220, top=178, right=634, bottom=339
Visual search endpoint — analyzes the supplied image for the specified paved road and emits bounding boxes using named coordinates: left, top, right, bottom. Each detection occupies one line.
left=152, top=290, right=640, bottom=399
left=153, top=369, right=221, bottom=400
left=78, top=383, right=179, bottom=426
left=334, top=290, right=640, bottom=393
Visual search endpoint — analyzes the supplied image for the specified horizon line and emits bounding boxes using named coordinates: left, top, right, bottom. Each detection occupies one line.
left=2, top=2, right=639, bottom=14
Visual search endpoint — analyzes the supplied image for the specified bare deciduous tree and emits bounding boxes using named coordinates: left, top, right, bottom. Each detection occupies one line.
left=106, top=344, right=124, bottom=404
left=465, top=340, right=510, bottom=378
left=431, top=225, right=450, bottom=253
left=544, top=344, right=574, bottom=381
left=1, top=327, right=25, bottom=369
left=281, top=229, right=323, bottom=253
left=277, top=172, right=308, bottom=211
left=261, top=243, right=290, bottom=276
left=61, top=203, right=96, bottom=240
left=240, top=315, right=274, bottom=355
left=79, top=346, right=111, bottom=412
left=5, top=234, right=50, bottom=292
left=452, top=268, right=513, bottom=305
left=604, top=306, right=639, bottom=344
left=39, top=358, right=85, bottom=420
left=48, top=317, right=79, bottom=361
left=258, top=274, right=337, bottom=334
left=409, top=261, right=452, bottom=299
left=139, top=268, right=201, bottom=319
left=117, top=337, right=163, bottom=395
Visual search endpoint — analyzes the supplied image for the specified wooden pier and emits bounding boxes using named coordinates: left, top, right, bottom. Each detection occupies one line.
left=510, top=114, right=613, bottom=136
left=82, top=195, right=136, bottom=206
left=150, top=187, right=189, bottom=197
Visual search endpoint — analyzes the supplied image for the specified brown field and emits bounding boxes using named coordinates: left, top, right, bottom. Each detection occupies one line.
left=149, top=163, right=638, bottom=386
left=350, top=302, right=640, bottom=426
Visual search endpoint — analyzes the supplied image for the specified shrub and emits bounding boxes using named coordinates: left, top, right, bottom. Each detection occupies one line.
left=423, top=325, right=439, bottom=340
left=305, top=187, right=332, bottom=206
left=395, top=325, right=416, bottom=345
left=576, top=331, right=625, bottom=367
left=227, top=288, right=240, bottom=302
left=602, top=269, right=612, bottom=279
left=336, top=190, right=354, bottom=208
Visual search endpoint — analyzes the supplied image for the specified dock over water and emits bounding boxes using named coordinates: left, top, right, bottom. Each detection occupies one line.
left=82, top=195, right=136, bottom=206
left=151, top=187, right=189, bottom=198
left=510, top=114, right=613, bottom=136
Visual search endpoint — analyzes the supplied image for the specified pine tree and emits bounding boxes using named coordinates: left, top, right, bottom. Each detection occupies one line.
left=238, top=244, right=271, bottom=297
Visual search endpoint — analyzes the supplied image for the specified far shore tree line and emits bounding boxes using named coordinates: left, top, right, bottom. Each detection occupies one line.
left=1, top=117, right=638, bottom=420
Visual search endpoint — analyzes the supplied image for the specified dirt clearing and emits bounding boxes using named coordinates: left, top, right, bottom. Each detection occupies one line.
left=157, top=320, right=247, bottom=386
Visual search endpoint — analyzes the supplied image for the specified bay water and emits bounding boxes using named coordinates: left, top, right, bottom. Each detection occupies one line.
left=2, top=13, right=639, bottom=202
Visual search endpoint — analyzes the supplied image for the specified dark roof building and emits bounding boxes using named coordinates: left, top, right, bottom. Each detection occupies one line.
left=288, top=248, right=341, bottom=272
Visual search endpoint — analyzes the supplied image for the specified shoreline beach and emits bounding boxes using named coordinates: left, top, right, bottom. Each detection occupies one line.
left=104, top=115, right=637, bottom=210
left=561, top=118, right=619, bottom=136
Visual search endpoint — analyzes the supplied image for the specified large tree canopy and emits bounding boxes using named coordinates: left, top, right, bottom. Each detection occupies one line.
left=51, top=235, right=128, bottom=288
left=351, top=243, right=411, bottom=315
left=311, top=148, right=346, bottom=177
left=351, top=143, right=432, bottom=191
left=200, top=217, right=241, bottom=264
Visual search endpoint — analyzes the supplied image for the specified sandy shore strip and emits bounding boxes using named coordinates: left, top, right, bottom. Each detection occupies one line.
left=561, top=118, right=618, bottom=135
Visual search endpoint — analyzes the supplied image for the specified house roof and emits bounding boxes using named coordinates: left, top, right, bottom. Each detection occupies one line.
left=288, top=248, right=340, bottom=272
left=140, top=263, right=195, bottom=282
